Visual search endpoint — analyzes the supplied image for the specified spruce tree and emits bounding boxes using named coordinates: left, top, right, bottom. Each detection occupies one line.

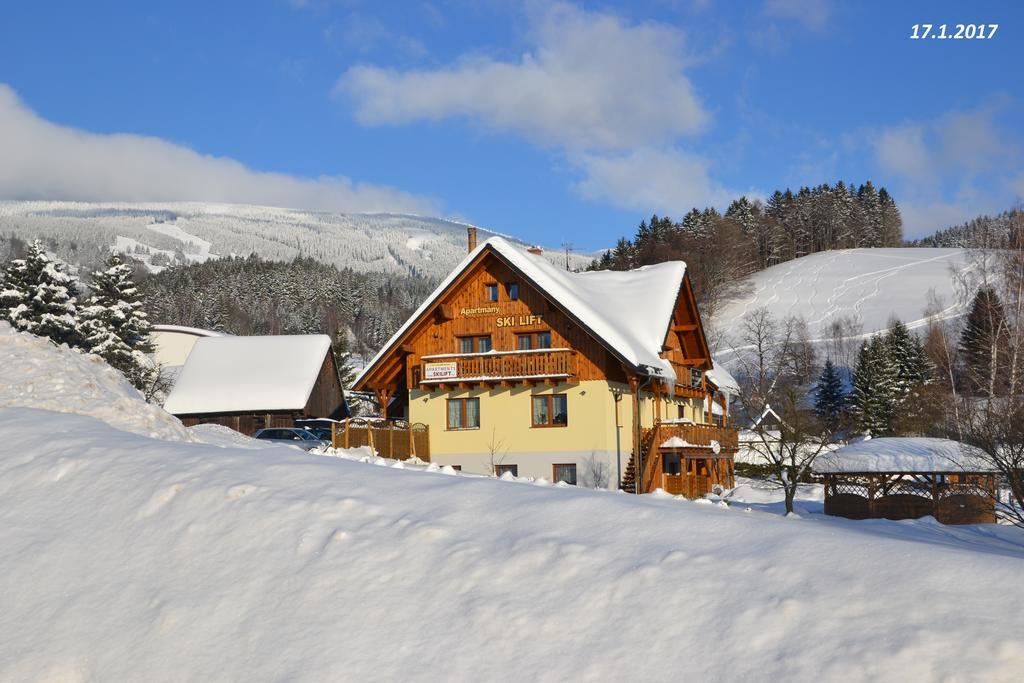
left=959, top=286, right=1010, bottom=397
left=813, top=359, right=846, bottom=432
left=852, top=337, right=898, bottom=436
left=1, top=240, right=83, bottom=347
left=80, top=254, right=154, bottom=388
left=885, top=319, right=931, bottom=398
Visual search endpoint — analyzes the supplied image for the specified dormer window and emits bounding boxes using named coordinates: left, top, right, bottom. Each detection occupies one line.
left=486, top=283, right=499, bottom=301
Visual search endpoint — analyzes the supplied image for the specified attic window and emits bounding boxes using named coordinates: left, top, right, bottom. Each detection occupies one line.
left=486, top=284, right=499, bottom=301
left=508, top=283, right=519, bottom=300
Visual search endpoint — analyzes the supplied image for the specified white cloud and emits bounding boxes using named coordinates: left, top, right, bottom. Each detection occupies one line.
left=572, top=148, right=737, bottom=215
left=0, top=85, right=437, bottom=214
left=336, top=3, right=707, bottom=151
left=874, top=124, right=932, bottom=184
left=872, top=103, right=1021, bottom=237
left=763, top=0, right=832, bottom=31
left=874, top=105, right=1014, bottom=186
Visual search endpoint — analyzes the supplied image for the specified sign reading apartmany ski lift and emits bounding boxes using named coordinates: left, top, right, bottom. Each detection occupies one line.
left=460, top=306, right=544, bottom=328
left=424, top=361, right=458, bottom=380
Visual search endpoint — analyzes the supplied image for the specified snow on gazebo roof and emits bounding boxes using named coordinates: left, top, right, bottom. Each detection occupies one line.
left=163, top=335, right=332, bottom=415
left=355, top=236, right=691, bottom=386
left=813, top=437, right=995, bottom=474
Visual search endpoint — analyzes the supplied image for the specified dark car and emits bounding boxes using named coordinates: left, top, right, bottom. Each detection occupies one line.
left=252, top=428, right=330, bottom=451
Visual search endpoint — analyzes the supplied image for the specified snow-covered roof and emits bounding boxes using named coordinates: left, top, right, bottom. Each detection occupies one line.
left=151, top=324, right=225, bottom=338
left=814, top=438, right=995, bottom=474
left=163, top=335, right=333, bottom=415
left=355, top=237, right=689, bottom=386
left=705, top=360, right=739, bottom=395
left=749, top=404, right=782, bottom=429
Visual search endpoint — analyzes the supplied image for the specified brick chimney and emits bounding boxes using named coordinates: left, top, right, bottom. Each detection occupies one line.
left=467, top=226, right=478, bottom=253
left=527, top=246, right=543, bottom=256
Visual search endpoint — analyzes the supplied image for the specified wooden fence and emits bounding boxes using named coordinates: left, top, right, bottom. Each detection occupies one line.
left=332, top=418, right=430, bottom=462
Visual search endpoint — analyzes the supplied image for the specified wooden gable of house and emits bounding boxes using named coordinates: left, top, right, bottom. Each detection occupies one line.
left=356, top=245, right=714, bottom=398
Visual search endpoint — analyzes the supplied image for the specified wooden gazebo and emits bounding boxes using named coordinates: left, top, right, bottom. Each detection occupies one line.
left=814, top=438, right=998, bottom=525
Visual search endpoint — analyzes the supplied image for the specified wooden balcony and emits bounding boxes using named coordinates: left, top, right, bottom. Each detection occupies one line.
left=654, top=421, right=739, bottom=452
left=639, top=421, right=740, bottom=497
left=417, top=348, right=577, bottom=388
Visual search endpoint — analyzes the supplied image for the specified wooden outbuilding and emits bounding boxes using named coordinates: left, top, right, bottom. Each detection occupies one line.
left=163, top=334, right=346, bottom=434
left=814, top=437, right=998, bottom=525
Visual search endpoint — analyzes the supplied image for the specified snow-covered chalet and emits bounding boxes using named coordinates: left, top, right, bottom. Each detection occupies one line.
left=354, top=229, right=739, bottom=495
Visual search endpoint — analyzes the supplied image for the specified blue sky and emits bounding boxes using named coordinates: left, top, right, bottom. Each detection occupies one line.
left=1, top=0, right=1022, bottom=248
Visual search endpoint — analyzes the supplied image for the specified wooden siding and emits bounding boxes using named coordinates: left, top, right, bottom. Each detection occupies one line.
left=304, top=351, right=347, bottom=420
left=178, top=412, right=297, bottom=435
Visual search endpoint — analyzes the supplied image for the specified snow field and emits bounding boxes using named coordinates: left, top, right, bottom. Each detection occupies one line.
left=714, top=248, right=970, bottom=349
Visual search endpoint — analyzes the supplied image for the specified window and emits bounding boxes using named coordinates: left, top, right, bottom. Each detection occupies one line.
left=496, top=464, right=518, bottom=477
left=662, top=453, right=682, bottom=475
left=447, top=398, right=480, bottom=430
left=486, top=283, right=499, bottom=301
left=451, top=465, right=462, bottom=471
left=508, top=283, right=519, bottom=300
left=553, top=463, right=577, bottom=485
left=458, top=335, right=492, bottom=353
left=532, top=394, right=568, bottom=427
left=516, top=331, right=551, bottom=350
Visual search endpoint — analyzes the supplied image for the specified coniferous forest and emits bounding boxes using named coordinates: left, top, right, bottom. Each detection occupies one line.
left=589, top=181, right=903, bottom=317
left=138, top=254, right=437, bottom=364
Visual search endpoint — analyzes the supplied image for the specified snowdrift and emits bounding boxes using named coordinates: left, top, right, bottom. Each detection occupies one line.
left=1, top=410, right=1023, bottom=680
left=0, top=322, right=189, bottom=441
left=1, top=325, right=1023, bottom=680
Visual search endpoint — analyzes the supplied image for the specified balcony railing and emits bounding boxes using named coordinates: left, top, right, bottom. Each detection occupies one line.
left=418, top=348, right=577, bottom=385
left=654, top=421, right=739, bottom=452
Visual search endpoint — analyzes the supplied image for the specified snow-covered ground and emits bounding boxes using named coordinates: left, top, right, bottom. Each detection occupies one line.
left=714, top=248, right=970, bottom=348
left=1, top=324, right=1023, bottom=680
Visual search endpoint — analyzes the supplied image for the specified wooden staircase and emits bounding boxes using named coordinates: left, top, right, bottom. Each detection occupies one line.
left=620, top=427, right=658, bottom=493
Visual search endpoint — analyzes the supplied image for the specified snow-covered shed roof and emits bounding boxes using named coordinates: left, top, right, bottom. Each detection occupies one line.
left=163, top=335, right=332, bottom=415
left=355, top=237, right=690, bottom=386
left=151, top=324, right=225, bottom=338
left=705, top=360, right=739, bottom=395
left=814, top=438, right=995, bottom=474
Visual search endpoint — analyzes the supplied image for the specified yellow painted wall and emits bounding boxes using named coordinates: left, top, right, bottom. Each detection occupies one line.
left=411, top=380, right=619, bottom=456
left=410, top=381, right=708, bottom=457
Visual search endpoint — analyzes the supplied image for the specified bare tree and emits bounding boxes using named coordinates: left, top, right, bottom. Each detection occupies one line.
left=141, top=363, right=175, bottom=404
left=582, top=453, right=610, bottom=489
left=483, top=427, right=509, bottom=475
left=824, top=314, right=863, bottom=372
left=957, top=397, right=1024, bottom=528
left=730, top=308, right=833, bottom=514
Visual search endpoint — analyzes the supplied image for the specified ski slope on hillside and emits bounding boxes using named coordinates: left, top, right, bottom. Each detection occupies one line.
left=1, top=324, right=1023, bottom=681
left=714, top=248, right=970, bottom=341
left=0, top=201, right=594, bottom=278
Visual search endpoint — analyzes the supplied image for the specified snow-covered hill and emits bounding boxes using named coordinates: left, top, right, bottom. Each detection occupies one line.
left=0, top=200, right=594, bottom=278
left=713, top=248, right=970, bottom=347
left=2, top=323, right=1023, bottom=680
